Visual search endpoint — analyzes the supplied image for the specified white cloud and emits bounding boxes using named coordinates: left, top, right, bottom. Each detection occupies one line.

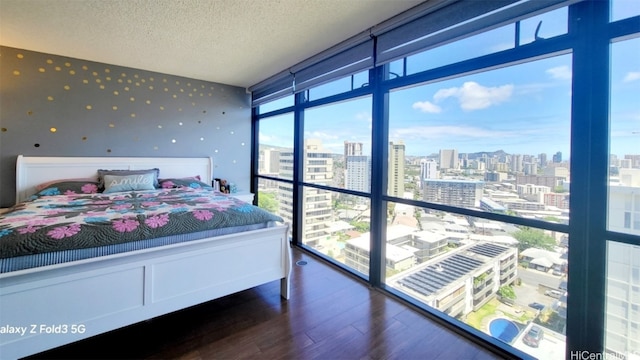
left=412, top=101, right=442, bottom=113
left=623, top=72, right=640, bottom=83
left=546, top=66, right=572, bottom=80
left=390, top=125, right=518, bottom=140
left=433, top=81, right=513, bottom=111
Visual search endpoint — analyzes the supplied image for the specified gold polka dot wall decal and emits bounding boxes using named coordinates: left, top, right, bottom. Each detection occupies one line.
left=17, top=53, right=24, bottom=59
left=189, top=93, right=193, bottom=97
left=105, top=68, right=110, bottom=73
left=86, top=105, right=92, bottom=110
left=187, top=82, right=191, bottom=87
left=172, top=94, right=177, bottom=98
left=47, top=96, right=54, bottom=101
left=200, top=93, right=204, bottom=97
left=64, top=85, right=70, bottom=90
left=131, top=113, right=136, bottom=117
left=150, top=77, right=154, bottom=81
left=112, top=106, right=118, bottom=110
left=55, top=66, right=61, bottom=71
left=176, top=81, right=180, bottom=85
left=153, top=146, right=158, bottom=150
left=178, top=122, right=183, bottom=126
left=92, top=71, right=98, bottom=76
left=201, top=85, right=205, bottom=88
left=149, top=85, right=154, bottom=90
left=134, top=74, right=139, bottom=78
left=109, top=123, right=115, bottom=128
left=83, top=79, right=89, bottom=84
left=192, top=102, right=196, bottom=106
left=180, top=89, right=184, bottom=92
left=50, top=127, right=57, bottom=133
left=82, top=65, right=88, bottom=70
left=135, top=82, right=140, bottom=86
left=113, top=90, right=119, bottom=95
left=164, top=88, right=168, bottom=92
left=171, top=139, right=176, bottom=143
left=69, top=70, right=76, bottom=75
left=124, top=86, right=130, bottom=91
left=65, top=62, right=71, bottom=67
left=121, top=73, right=126, bottom=77
left=12, top=70, right=20, bottom=75
left=106, top=77, right=111, bottom=81
left=159, top=106, right=165, bottom=110
left=158, top=125, right=163, bottom=129
left=46, top=59, right=53, bottom=64
left=130, top=97, right=135, bottom=102
left=178, top=108, right=182, bottom=111
left=163, top=78, right=167, bottom=83
left=96, top=79, right=101, bottom=83
left=141, top=79, right=146, bottom=83
left=127, top=79, right=132, bottom=84
left=146, top=100, right=151, bottom=104
left=99, top=85, right=105, bottom=89
left=208, top=93, right=212, bottom=96
left=117, top=79, right=123, bottom=83
left=38, top=67, right=45, bottom=73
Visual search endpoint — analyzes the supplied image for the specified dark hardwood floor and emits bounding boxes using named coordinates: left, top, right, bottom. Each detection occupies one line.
left=28, top=248, right=505, bottom=360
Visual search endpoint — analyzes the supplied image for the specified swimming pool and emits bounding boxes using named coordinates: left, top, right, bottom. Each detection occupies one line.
left=489, top=318, right=520, bottom=343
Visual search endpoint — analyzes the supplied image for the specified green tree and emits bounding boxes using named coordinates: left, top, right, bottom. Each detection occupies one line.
left=513, top=227, right=556, bottom=252
left=350, top=221, right=370, bottom=233
left=258, top=192, right=278, bottom=213
left=498, top=285, right=516, bottom=300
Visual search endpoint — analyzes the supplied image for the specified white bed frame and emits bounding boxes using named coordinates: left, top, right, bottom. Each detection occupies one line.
left=0, top=155, right=291, bottom=359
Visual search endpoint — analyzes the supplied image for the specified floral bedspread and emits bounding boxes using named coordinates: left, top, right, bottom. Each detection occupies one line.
left=0, top=188, right=283, bottom=259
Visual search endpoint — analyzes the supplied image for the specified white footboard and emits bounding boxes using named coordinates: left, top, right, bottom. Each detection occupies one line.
left=0, top=224, right=290, bottom=360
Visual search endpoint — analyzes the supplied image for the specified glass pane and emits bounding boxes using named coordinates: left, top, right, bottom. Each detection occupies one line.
left=611, top=0, right=640, bottom=22
left=404, top=24, right=514, bottom=76
left=385, top=205, right=568, bottom=359
left=307, top=70, right=370, bottom=101
left=303, top=96, right=372, bottom=192
left=258, top=113, right=294, bottom=180
left=257, top=178, right=293, bottom=238
left=606, top=241, right=640, bottom=357
left=300, top=187, right=371, bottom=276
left=258, top=95, right=294, bottom=114
left=389, top=53, right=572, bottom=225
left=518, top=7, right=568, bottom=46
left=609, top=38, right=640, bottom=235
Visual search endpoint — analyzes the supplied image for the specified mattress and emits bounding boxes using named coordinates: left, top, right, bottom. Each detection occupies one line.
left=0, top=185, right=283, bottom=273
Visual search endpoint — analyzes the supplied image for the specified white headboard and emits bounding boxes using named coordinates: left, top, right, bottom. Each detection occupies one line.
left=15, top=155, right=213, bottom=204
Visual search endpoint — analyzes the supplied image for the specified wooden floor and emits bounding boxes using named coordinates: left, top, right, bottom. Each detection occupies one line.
left=29, top=248, right=504, bottom=360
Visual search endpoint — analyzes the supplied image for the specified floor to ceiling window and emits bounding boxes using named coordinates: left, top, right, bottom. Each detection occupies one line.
left=252, top=1, right=640, bottom=358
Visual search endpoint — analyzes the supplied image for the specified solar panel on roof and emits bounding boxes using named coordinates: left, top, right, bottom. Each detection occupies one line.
left=468, top=243, right=508, bottom=258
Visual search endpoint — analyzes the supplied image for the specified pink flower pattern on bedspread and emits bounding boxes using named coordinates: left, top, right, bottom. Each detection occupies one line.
left=0, top=187, right=282, bottom=259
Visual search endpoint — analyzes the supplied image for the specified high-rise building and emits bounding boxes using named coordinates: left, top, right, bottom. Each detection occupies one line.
left=345, top=155, right=371, bottom=192
left=278, top=139, right=333, bottom=247
left=420, top=159, right=438, bottom=189
left=389, top=141, right=405, bottom=197
left=424, top=179, right=484, bottom=208
left=539, top=153, right=548, bottom=167
left=553, top=151, right=563, bottom=163
left=260, top=149, right=281, bottom=174
left=439, top=149, right=459, bottom=170
left=344, top=141, right=363, bottom=159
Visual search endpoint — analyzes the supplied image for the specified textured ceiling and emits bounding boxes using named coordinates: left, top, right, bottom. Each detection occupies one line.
left=0, top=0, right=423, bottom=88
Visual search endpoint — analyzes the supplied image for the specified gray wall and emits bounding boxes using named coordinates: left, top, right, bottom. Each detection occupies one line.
left=0, top=46, right=252, bottom=207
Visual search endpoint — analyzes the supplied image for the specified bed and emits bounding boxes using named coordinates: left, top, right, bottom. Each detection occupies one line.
left=0, top=155, right=291, bottom=360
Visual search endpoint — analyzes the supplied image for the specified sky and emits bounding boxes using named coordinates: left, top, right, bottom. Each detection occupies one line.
left=259, top=4, right=640, bottom=161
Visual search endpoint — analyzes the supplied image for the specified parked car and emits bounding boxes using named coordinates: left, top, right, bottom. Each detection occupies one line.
left=523, top=326, right=544, bottom=347
left=545, top=289, right=563, bottom=298
left=529, top=302, right=545, bottom=311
